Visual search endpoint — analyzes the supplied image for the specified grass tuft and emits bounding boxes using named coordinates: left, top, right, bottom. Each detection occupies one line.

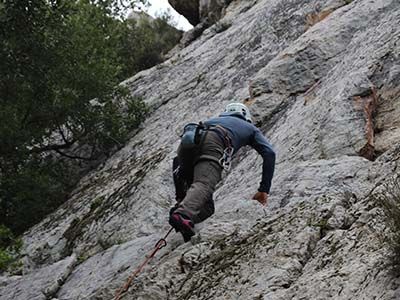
left=375, top=176, right=400, bottom=274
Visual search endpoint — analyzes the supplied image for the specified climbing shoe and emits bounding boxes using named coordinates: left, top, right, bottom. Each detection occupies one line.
left=169, top=212, right=195, bottom=242
left=169, top=203, right=179, bottom=216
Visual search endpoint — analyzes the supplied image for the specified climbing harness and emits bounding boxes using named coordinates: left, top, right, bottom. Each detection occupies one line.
left=177, top=122, right=234, bottom=171
left=114, top=227, right=174, bottom=300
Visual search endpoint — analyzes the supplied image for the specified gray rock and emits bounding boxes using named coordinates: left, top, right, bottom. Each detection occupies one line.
left=0, top=255, right=76, bottom=300
left=199, top=0, right=229, bottom=24
left=169, top=0, right=231, bottom=26
left=169, top=0, right=200, bottom=25
left=4, top=0, right=400, bottom=299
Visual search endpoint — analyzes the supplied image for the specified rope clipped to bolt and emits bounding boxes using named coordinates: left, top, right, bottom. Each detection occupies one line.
left=114, top=227, right=174, bottom=300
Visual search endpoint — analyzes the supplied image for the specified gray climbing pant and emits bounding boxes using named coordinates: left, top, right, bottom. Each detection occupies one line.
left=176, top=131, right=224, bottom=224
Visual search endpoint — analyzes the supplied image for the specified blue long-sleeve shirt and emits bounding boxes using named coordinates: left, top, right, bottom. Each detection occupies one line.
left=204, top=112, right=276, bottom=193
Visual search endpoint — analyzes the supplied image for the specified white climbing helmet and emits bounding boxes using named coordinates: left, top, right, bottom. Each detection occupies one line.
left=224, top=102, right=252, bottom=123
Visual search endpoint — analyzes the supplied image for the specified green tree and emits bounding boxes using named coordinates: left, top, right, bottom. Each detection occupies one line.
left=0, top=0, right=180, bottom=255
left=119, top=12, right=182, bottom=77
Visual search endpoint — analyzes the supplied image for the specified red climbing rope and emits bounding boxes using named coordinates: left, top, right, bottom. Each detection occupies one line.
left=114, top=227, right=174, bottom=300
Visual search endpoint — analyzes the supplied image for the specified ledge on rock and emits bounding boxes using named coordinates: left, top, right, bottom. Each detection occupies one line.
left=0, top=255, right=76, bottom=300
left=199, top=0, right=230, bottom=24
left=169, top=0, right=200, bottom=26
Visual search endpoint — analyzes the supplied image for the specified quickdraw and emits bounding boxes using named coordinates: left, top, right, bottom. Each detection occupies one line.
left=213, top=125, right=234, bottom=171
left=114, top=227, right=173, bottom=300
left=219, top=146, right=234, bottom=171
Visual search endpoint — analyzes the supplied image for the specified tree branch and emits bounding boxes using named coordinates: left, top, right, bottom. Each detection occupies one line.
left=54, top=149, right=95, bottom=160
left=57, top=125, right=70, bottom=145
left=29, top=140, right=76, bottom=154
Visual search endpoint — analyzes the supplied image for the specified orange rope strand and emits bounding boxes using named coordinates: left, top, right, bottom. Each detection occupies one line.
left=114, top=227, right=174, bottom=300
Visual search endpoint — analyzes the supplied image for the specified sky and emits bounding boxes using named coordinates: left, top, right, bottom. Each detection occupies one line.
left=138, top=0, right=193, bottom=31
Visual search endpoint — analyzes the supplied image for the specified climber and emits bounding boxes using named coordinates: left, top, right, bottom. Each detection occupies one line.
left=169, top=102, right=276, bottom=242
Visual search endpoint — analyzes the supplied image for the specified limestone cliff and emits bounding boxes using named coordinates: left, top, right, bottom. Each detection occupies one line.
left=168, top=0, right=200, bottom=25
left=1, top=0, right=400, bottom=299
left=168, top=0, right=230, bottom=26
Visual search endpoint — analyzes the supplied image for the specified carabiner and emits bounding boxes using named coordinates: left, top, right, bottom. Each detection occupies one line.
left=219, top=147, right=234, bottom=171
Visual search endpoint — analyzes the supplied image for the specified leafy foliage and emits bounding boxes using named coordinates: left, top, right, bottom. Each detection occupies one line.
left=0, top=0, right=181, bottom=248
left=0, top=225, right=22, bottom=272
left=119, top=12, right=183, bottom=77
left=375, top=177, right=400, bottom=275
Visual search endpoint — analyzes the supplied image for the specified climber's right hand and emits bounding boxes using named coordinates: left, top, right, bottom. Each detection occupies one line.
left=252, top=192, right=268, bottom=206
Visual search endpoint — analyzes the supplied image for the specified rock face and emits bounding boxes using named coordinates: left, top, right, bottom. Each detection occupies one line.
left=169, top=0, right=230, bottom=26
left=199, top=0, right=231, bottom=24
left=2, top=0, right=400, bottom=299
left=169, top=0, right=200, bottom=25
